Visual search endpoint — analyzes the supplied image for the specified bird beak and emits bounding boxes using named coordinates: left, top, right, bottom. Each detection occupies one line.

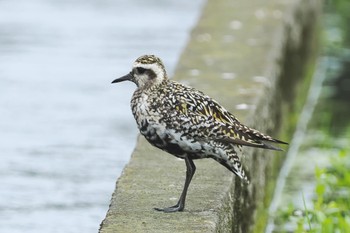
left=111, top=72, right=133, bottom=84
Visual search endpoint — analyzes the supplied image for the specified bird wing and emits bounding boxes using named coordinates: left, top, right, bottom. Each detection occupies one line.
left=164, top=84, right=287, bottom=151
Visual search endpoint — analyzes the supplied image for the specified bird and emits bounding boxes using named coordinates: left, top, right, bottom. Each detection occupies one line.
left=111, top=54, right=287, bottom=213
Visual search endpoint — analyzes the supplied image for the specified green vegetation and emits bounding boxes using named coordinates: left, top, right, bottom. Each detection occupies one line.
left=330, top=0, right=350, bottom=48
left=272, top=1, right=350, bottom=232
left=275, top=149, right=350, bottom=232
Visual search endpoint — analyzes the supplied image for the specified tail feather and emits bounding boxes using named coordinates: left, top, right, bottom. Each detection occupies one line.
left=268, top=138, right=288, bottom=145
left=213, top=136, right=287, bottom=151
left=260, top=141, right=284, bottom=151
left=210, top=144, right=250, bottom=183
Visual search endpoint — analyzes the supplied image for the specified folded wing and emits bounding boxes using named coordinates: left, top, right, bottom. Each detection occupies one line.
left=164, top=84, right=287, bottom=151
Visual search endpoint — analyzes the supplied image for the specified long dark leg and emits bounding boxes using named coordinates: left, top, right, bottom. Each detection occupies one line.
left=154, top=156, right=196, bottom=212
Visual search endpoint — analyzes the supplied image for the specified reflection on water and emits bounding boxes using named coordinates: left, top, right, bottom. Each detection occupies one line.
left=0, top=0, right=203, bottom=232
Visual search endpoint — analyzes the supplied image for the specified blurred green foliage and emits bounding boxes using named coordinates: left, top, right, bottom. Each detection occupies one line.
left=276, top=150, right=350, bottom=232
left=330, top=0, right=350, bottom=47
left=273, top=1, right=350, bottom=232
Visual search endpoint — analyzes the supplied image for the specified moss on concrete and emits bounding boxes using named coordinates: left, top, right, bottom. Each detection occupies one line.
left=99, top=0, right=322, bottom=232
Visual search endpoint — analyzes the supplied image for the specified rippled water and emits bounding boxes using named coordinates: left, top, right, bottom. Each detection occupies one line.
left=0, top=1, right=203, bottom=232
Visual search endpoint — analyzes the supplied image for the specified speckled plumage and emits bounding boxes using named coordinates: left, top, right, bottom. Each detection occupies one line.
left=112, top=55, right=287, bottom=212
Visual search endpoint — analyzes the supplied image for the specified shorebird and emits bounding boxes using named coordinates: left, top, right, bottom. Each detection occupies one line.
left=112, top=55, right=287, bottom=212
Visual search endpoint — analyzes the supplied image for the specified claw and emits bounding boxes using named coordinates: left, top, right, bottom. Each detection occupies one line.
left=154, top=204, right=184, bottom=213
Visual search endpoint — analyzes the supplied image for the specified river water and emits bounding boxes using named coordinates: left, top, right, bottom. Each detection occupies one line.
left=0, top=1, right=204, bottom=232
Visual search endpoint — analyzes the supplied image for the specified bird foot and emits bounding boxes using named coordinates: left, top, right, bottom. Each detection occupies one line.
left=154, top=204, right=184, bottom=213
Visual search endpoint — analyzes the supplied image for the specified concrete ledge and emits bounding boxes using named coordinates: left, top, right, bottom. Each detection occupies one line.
left=99, top=0, right=321, bottom=232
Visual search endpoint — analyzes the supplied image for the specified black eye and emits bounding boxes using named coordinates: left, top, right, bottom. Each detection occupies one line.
left=136, top=67, right=147, bottom=74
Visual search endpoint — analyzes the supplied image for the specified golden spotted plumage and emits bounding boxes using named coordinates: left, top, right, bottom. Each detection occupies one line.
left=112, top=55, right=287, bottom=212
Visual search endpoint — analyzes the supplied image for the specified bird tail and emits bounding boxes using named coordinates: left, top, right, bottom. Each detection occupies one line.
left=210, top=144, right=250, bottom=184
left=213, top=136, right=287, bottom=151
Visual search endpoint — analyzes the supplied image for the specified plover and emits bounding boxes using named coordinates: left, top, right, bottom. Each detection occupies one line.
left=112, top=55, right=287, bottom=212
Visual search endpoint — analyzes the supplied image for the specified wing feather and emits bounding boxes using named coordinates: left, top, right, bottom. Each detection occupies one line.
left=165, top=82, right=287, bottom=150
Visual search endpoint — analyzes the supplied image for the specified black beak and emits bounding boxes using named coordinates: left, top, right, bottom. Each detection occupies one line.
left=111, top=72, right=133, bottom=84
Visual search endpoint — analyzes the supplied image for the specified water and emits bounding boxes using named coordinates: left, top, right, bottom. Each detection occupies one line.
left=0, top=1, right=204, bottom=232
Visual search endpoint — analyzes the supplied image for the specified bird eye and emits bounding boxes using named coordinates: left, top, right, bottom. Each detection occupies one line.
left=136, top=67, right=147, bottom=74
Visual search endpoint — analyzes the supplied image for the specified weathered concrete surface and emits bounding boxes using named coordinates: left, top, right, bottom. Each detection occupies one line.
left=99, top=0, right=321, bottom=232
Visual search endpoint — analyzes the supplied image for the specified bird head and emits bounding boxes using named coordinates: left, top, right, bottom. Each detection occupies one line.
left=112, top=55, right=167, bottom=89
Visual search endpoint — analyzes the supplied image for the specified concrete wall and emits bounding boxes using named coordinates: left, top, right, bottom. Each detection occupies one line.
left=99, top=0, right=321, bottom=232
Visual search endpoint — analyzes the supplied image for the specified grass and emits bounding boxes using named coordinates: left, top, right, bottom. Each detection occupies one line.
left=275, top=150, right=350, bottom=233
left=302, top=192, right=312, bottom=231
left=272, top=1, right=350, bottom=232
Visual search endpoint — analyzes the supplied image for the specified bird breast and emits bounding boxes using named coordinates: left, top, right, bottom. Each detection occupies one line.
left=130, top=91, right=206, bottom=157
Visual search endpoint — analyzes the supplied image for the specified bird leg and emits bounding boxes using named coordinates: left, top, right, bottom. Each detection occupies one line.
left=154, top=156, right=196, bottom=212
